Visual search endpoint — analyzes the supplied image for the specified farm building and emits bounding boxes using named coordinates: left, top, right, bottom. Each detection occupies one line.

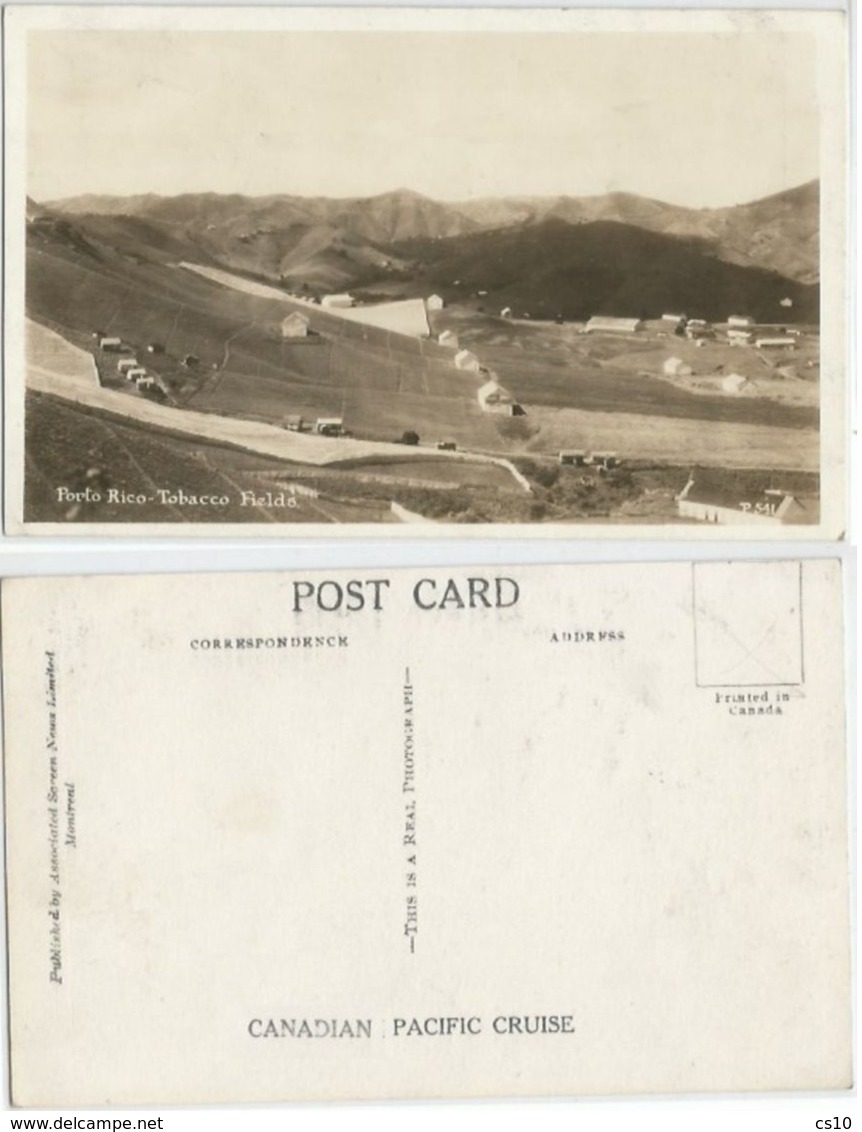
left=454, top=349, right=481, bottom=372
left=315, top=417, right=344, bottom=437
left=663, top=357, right=693, bottom=377
left=126, top=367, right=148, bottom=383
left=321, top=293, right=355, bottom=310
left=281, top=415, right=305, bottom=432
left=661, top=313, right=686, bottom=325
left=500, top=307, right=513, bottom=318
left=117, top=358, right=138, bottom=374
left=99, top=337, right=122, bottom=351
left=436, top=440, right=457, bottom=451
left=477, top=380, right=520, bottom=414
left=727, top=329, right=754, bottom=345
left=425, top=294, right=445, bottom=311
left=676, top=477, right=807, bottom=525
left=559, top=450, right=588, bottom=467
left=686, top=325, right=716, bottom=341
left=720, top=373, right=751, bottom=395
left=438, top=329, right=459, bottom=349
left=780, top=297, right=794, bottom=308
left=727, top=315, right=755, bottom=328
left=281, top=312, right=310, bottom=338
left=585, top=316, right=644, bottom=334
left=337, top=298, right=430, bottom=338
left=592, top=452, right=620, bottom=470
left=755, top=337, right=796, bottom=349
left=136, top=376, right=156, bottom=391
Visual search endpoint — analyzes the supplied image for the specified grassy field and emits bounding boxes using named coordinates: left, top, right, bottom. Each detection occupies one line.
left=22, top=393, right=394, bottom=524
left=25, top=235, right=821, bottom=496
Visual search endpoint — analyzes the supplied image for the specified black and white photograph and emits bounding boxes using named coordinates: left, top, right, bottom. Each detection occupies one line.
left=4, top=7, right=847, bottom=535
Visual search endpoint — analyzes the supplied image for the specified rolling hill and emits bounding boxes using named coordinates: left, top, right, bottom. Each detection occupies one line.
left=391, top=218, right=819, bottom=323
left=45, top=180, right=820, bottom=293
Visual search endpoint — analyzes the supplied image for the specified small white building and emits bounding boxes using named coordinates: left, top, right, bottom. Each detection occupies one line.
left=126, top=367, right=148, bottom=383
left=425, top=294, right=445, bottom=311
left=321, top=293, right=354, bottom=310
left=438, top=329, right=459, bottom=349
left=559, top=450, right=588, bottom=467
left=727, top=329, right=754, bottom=345
left=477, top=380, right=514, bottom=413
left=661, top=313, right=686, bottom=325
left=99, top=337, right=122, bottom=351
left=136, top=376, right=156, bottom=391
left=585, top=316, right=644, bottom=334
left=500, top=307, right=513, bottom=318
left=454, top=349, right=481, bottom=372
left=663, top=357, right=693, bottom=377
left=779, top=297, right=794, bottom=308
left=315, top=417, right=344, bottom=436
left=282, top=312, right=310, bottom=338
left=755, top=337, right=796, bottom=349
left=677, top=477, right=806, bottom=525
left=117, top=358, right=138, bottom=374
left=727, top=315, right=755, bottom=328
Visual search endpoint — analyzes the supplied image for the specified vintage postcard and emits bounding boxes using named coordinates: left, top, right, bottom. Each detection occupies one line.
left=2, top=7, right=848, bottom=538
left=2, top=560, right=851, bottom=1105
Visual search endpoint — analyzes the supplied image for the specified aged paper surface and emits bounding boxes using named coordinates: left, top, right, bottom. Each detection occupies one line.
left=2, top=6, right=848, bottom=538
left=2, top=561, right=851, bottom=1106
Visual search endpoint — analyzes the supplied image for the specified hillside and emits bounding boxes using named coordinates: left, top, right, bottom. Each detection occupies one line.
left=391, top=218, right=819, bottom=323
left=453, top=181, right=820, bottom=284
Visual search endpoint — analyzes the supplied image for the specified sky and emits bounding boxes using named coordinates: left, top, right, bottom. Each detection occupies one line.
left=28, top=28, right=819, bottom=209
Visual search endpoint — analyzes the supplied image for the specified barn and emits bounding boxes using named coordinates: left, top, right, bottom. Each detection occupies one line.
left=585, top=316, right=644, bottom=334
left=677, top=477, right=807, bottom=525
left=282, top=312, right=310, bottom=338
left=117, top=358, right=138, bottom=374
left=559, top=450, right=588, bottom=467
left=99, top=337, right=122, bottom=351
left=727, top=315, right=755, bottom=328
left=438, top=330, right=459, bottom=349
left=477, top=379, right=515, bottom=413
left=755, top=337, right=796, bottom=349
left=315, top=417, right=344, bottom=436
left=454, top=349, right=481, bottom=372
left=321, top=293, right=355, bottom=310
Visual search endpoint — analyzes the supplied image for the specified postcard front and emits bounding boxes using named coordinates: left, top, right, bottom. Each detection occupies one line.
left=2, top=560, right=851, bottom=1105
left=3, top=6, right=847, bottom=538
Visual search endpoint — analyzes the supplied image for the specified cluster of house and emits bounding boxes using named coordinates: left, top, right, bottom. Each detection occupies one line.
left=577, top=312, right=800, bottom=350
left=279, top=414, right=345, bottom=437
left=662, top=356, right=753, bottom=395
left=97, top=335, right=162, bottom=392
left=558, top=450, right=620, bottom=470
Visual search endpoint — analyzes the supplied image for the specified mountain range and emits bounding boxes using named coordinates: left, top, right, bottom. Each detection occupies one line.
left=32, top=180, right=819, bottom=322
